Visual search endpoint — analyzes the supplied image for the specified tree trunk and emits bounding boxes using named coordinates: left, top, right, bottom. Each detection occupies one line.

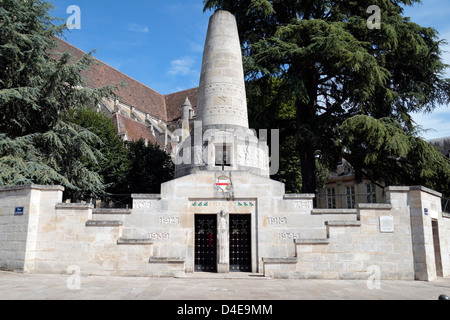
left=299, top=138, right=316, bottom=194
left=296, top=64, right=319, bottom=194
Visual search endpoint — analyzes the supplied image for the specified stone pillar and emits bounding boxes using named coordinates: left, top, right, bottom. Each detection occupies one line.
left=401, top=186, right=447, bottom=281
left=217, top=209, right=229, bottom=273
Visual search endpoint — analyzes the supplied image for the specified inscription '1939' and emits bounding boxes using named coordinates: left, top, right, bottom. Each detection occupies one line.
left=149, top=233, right=169, bottom=240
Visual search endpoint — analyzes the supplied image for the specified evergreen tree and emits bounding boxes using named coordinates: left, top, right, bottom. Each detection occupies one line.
left=203, top=0, right=450, bottom=195
left=65, top=107, right=131, bottom=196
left=126, top=140, right=174, bottom=194
left=0, top=0, right=114, bottom=195
left=339, top=115, right=450, bottom=196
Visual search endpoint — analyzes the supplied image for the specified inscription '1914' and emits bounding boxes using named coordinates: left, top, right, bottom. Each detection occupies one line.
left=159, top=217, right=180, bottom=225
left=134, top=200, right=152, bottom=209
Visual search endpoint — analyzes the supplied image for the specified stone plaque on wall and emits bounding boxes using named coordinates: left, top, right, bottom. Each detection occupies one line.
left=379, top=216, right=394, bottom=233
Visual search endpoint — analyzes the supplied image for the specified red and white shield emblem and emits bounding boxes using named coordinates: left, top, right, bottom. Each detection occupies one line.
left=216, top=175, right=231, bottom=192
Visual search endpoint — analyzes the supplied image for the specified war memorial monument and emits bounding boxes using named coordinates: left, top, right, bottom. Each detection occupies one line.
left=0, top=11, right=449, bottom=281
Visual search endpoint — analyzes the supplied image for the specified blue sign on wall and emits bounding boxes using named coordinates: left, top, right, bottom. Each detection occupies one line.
left=14, top=207, right=24, bottom=216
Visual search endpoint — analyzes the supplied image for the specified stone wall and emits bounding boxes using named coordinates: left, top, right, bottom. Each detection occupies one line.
left=264, top=186, right=450, bottom=281
left=0, top=185, right=64, bottom=272
left=0, top=182, right=448, bottom=281
left=0, top=185, right=181, bottom=277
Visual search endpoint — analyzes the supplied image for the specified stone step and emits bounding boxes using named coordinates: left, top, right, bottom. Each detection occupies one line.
left=326, top=220, right=361, bottom=227
left=117, top=238, right=153, bottom=245
left=295, top=238, right=330, bottom=245
left=85, top=220, right=123, bottom=227
left=312, top=209, right=357, bottom=215
left=92, top=208, right=132, bottom=221
left=175, top=272, right=271, bottom=280
left=262, top=257, right=298, bottom=264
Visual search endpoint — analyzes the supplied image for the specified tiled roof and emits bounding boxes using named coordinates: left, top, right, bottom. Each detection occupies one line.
left=165, top=87, right=198, bottom=122
left=111, top=113, right=159, bottom=146
left=55, top=37, right=176, bottom=122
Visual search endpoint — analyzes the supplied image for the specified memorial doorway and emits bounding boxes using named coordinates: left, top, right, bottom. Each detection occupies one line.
left=195, top=215, right=217, bottom=272
left=229, top=214, right=252, bottom=272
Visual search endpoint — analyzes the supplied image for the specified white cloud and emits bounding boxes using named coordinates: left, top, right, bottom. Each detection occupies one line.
left=413, top=105, right=450, bottom=140
left=167, top=56, right=198, bottom=77
left=188, top=40, right=204, bottom=54
left=128, top=23, right=149, bottom=33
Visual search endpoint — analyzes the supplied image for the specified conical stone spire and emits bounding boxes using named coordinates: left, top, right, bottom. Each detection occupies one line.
left=197, top=11, right=249, bottom=129
left=174, top=11, right=270, bottom=179
left=181, top=96, right=193, bottom=120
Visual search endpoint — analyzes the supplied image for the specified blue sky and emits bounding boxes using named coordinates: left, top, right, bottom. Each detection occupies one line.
left=52, top=0, right=212, bottom=95
left=51, top=0, right=450, bottom=140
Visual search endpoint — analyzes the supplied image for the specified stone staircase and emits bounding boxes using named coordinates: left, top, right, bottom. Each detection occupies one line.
left=84, top=208, right=184, bottom=276
left=263, top=209, right=362, bottom=274
left=85, top=208, right=154, bottom=245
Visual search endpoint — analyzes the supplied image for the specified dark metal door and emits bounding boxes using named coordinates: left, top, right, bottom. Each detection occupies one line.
left=229, top=214, right=251, bottom=272
left=195, top=215, right=217, bottom=272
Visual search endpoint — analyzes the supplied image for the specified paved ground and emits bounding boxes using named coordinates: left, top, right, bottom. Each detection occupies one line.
left=0, top=271, right=449, bottom=300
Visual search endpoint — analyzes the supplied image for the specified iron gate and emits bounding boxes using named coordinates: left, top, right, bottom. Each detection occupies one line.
left=229, top=214, right=251, bottom=272
left=195, top=215, right=217, bottom=272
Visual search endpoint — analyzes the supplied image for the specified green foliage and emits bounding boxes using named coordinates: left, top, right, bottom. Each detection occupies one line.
left=204, top=0, right=450, bottom=195
left=339, top=115, right=450, bottom=196
left=65, top=107, right=131, bottom=195
left=0, top=0, right=115, bottom=195
left=126, top=140, right=174, bottom=194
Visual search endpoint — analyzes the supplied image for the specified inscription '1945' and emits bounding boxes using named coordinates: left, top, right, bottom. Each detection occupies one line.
left=279, top=233, right=300, bottom=240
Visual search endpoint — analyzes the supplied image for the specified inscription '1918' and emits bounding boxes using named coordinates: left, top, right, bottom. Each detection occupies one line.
left=267, top=217, right=287, bottom=225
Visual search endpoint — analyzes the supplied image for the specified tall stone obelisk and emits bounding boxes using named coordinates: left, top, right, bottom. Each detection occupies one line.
left=174, top=10, right=270, bottom=179
left=197, top=11, right=249, bottom=130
